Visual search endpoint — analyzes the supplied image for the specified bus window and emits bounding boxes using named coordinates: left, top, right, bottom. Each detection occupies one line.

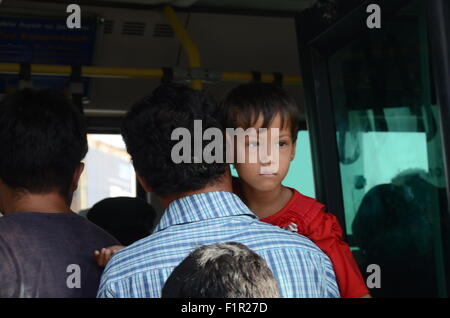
left=283, top=130, right=315, bottom=198
left=71, top=134, right=136, bottom=213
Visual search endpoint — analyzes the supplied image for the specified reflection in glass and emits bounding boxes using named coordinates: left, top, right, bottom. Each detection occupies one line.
left=328, top=0, right=449, bottom=297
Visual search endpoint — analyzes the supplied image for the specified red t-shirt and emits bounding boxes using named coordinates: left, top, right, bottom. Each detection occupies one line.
left=259, top=188, right=369, bottom=298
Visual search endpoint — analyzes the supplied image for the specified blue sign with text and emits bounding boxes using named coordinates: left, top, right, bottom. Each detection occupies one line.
left=0, top=16, right=97, bottom=92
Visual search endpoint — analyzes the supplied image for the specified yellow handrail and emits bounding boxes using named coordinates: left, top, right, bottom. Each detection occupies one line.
left=163, top=6, right=202, bottom=90
left=0, top=63, right=302, bottom=84
left=0, top=63, right=164, bottom=78
left=222, top=72, right=302, bottom=84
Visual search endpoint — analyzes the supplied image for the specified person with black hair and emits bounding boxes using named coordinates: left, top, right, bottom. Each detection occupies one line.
left=97, top=83, right=339, bottom=298
left=87, top=197, right=156, bottom=246
left=222, top=82, right=369, bottom=298
left=0, top=89, right=119, bottom=298
left=162, top=242, right=279, bottom=298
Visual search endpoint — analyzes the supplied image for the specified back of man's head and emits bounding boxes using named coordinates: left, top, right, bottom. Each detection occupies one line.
left=162, top=242, right=280, bottom=298
left=122, top=84, right=226, bottom=197
left=0, top=89, right=87, bottom=197
left=87, top=197, right=156, bottom=245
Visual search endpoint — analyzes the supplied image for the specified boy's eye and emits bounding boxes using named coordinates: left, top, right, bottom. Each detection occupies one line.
left=248, top=141, right=259, bottom=148
left=278, top=141, right=288, bottom=147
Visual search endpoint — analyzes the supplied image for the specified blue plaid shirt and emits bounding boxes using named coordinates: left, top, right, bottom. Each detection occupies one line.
left=97, top=191, right=340, bottom=298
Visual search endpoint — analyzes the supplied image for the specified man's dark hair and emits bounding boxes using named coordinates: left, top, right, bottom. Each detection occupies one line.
left=87, top=197, right=156, bottom=246
left=122, top=83, right=226, bottom=197
left=162, top=242, right=279, bottom=298
left=0, top=89, right=88, bottom=196
left=222, top=82, right=300, bottom=141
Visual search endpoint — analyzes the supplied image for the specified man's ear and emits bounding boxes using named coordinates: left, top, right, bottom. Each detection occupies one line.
left=137, top=174, right=153, bottom=193
left=290, top=141, right=297, bottom=161
left=71, top=162, right=85, bottom=192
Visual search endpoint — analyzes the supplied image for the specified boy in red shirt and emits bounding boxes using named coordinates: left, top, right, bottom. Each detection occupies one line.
left=95, top=83, right=370, bottom=298
left=222, top=82, right=370, bottom=298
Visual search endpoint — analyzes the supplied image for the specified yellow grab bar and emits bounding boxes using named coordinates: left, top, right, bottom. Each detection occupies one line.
left=163, top=6, right=202, bottom=90
left=0, top=63, right=302, bottom=85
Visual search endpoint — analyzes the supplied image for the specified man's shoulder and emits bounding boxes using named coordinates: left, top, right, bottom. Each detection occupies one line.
left=104, top=217, right=329, bottom=272
left=99, top=219, right=338, bottom=297
left=74, top=214, right=120, bottom=243
left=0, top=214, right=17, bottom=226
left=99, top=233, right=176, bottom=288
left=0, top=212, right=118, bottom=245
left=0, top=213, right=30, bottom=237
left=103, top=230, right=178, bottom=267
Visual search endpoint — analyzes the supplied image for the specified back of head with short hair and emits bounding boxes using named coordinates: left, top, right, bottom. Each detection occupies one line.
left=87, top=197, right=156, bottom=245
left=162, top=242, right=280, bottom=298
left=0, top=89, right=88, bottom=196
left=221, top=82, right=300, bottom=141
left=122, top=83, right=227, bottom=197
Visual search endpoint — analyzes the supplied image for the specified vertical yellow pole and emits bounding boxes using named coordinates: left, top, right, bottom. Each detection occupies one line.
left=163, top=6, right=202, bottom=90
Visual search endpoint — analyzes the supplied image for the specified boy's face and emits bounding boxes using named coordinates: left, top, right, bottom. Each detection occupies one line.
left=233, top=113, right=296, bottom=192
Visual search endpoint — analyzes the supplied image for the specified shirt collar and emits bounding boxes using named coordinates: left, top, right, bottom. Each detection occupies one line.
left=154, top=191, right=257, bottom=232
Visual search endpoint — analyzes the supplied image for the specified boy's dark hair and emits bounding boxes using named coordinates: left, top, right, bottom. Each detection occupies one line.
left=222, top=82, right=300, bottom=141
left=162, top=242, right=279, bottom=298
left=121, top=83, right=226, bottom=197
left=0, top=89, right=88, bottom=196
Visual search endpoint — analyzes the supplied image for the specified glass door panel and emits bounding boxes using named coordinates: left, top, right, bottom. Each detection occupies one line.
left=328, top=0, right=449, bottom=297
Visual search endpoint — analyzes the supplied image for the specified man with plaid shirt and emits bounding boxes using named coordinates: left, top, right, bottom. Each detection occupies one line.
left=97, top=84, right=340, bottom=298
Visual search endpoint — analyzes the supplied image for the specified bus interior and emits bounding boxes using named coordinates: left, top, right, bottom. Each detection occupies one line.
left=1, top=0, right=450, bottom=298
